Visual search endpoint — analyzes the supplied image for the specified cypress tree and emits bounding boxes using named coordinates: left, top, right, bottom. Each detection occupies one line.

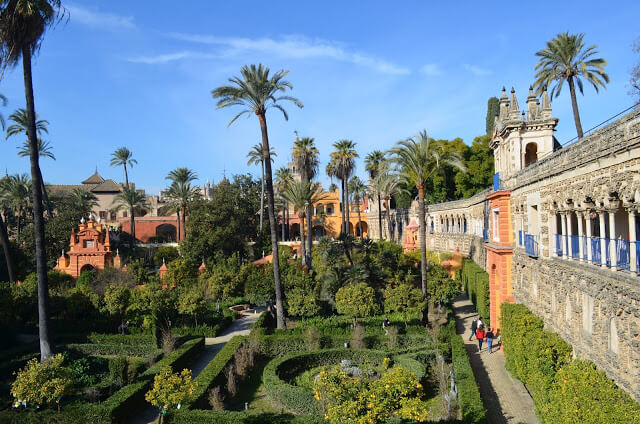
left=486, top=97, right=500, bottom=135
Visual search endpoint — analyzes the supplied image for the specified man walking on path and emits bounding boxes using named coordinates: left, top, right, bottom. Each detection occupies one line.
left=476, top=325, right=486, bottom=352
left=486, top=327, right=495, bottom=354
left=469, top=316, right=478, bottom=341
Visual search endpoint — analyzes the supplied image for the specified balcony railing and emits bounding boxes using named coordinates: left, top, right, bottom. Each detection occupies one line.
left=518, top=230, right=523, bottom=246
left=483, top=229, right=488, bottom=242
left=524, top=233, right=538, bottom=257
left=554, top=234, right=638, bottom=274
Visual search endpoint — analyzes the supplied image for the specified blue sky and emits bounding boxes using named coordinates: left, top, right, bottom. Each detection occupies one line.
left=0, top=1, right=638, bottom=193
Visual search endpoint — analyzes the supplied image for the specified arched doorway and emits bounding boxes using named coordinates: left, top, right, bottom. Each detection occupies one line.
left=80, top=264, right=95, bottom=275
left=156, top=224, right=177, bottom=242
left=290, top=223, right=300, bottom=240
left=312, top=225, right=324, bottom=240
left=356, top=221, right=368, bottom=237
left=525, top=142, right=538, bottom=167
left=348, top=222, right=354, bottom=235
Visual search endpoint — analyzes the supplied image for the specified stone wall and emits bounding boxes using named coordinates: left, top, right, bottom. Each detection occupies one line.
left=424, top=233, right=487, bottom=269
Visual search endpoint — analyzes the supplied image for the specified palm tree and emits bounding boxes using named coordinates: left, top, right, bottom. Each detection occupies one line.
left=275, top=166, right=293, bottom=241
left=17, top=138, right=54, bottom=159
left=165, top=167, right=200, bottom=241
left=365, top=150, right=386, bottom=240
left=0, top=0, right=64, bottom=361
left=1, top=173, right=31, bottom=240
left=533, top=32, right=609, bottom=139
left=112, top=185, right=148, bottom=248
left=0, top=174, right=15, bottom=283
left=292, top=136, right=319, bottom=266
left=329, top=140, right=358, bottom=235
left=212, top=64, right=303, bottom=330
left=6, top=108, right=52, bottom=216
left=68, top=188, right=98, bottom=215
left=280, top=180, right=327, bottom=269
left=373, top=170, right=399, bottom=241
left=348, top=176, right=367, bottom=239
left=247, top=143, right=276, bottom=234
left=110, top=147, right=137, bottom=187
left=390, top=130, right=465, bottom=326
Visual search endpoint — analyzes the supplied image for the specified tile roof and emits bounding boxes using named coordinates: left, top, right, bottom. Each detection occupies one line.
left=81, top=171, right=105, bottom=185
left=91, top=179, right=122, bottom=193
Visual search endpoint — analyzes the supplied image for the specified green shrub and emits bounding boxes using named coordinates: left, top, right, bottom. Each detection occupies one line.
left=500, top=303, right=638, bottom=423
left=164, top=410, right=323, bottom=423
left=461, top=259, right=490, bottom=327
left=186, top=336, right=246, bottom=409
left=449, top=325, right=487, bottom=424
left=76, top=270, right=95, bottom=290
left=108, top=356, right=129, bottom=388
left=0, top=402, right=109, bottom=423
left=543, top=360, right=640, bottom=424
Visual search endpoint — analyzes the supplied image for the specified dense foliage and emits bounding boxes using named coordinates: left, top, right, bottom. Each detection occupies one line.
left=460, top=259, right=490, bottom=327
left=501, top=303, right=640, bottom=423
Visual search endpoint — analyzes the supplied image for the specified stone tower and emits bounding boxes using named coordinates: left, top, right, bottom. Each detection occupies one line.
left=491, top=86, right=559, bottom=182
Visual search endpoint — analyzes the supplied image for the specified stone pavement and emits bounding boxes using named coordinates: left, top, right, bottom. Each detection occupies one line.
left=451, top=294, right=538, bottom=424
left=130, top=310, right=263, bottom=424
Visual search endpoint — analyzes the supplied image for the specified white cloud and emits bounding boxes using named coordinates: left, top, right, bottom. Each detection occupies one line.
left=67, top=4, right=135, bottom=31
left=166, top=33, right=410, bottom=75
left=463, top=64, right=492, bottom=76
left=420, top=63, right=442, bottom=76
left=127, top=51, right=221, bottom=64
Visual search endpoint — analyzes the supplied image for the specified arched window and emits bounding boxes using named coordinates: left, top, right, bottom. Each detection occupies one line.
left=524, top=142, right=538, bottom=167
left=608, top=318, right=619, bottom=354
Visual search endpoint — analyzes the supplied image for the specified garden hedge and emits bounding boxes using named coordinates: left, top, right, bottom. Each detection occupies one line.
left=102, top=337, right=204, bottom=422
left=444, top=319, right=487, bottom=424
left=186, top=335, right=246, bottom=409
left=501, top=303, right=640, bottom=423
left=263, top=349, right=400, bottom=415
left=460, top=259, right=490, bottom=327
left=165, top=410, right=323, bottom=423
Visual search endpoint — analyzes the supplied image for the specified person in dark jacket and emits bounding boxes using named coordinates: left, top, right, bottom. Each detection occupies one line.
left=486, top=328, right=495, bottom=353
left=469, top=317, right=478, bottom=341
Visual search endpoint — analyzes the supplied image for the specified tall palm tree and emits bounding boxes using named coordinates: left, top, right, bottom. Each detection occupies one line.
left=275, top=166, right=293, bottom=241
left=373, top=170, right=399, bottom=241
left=110, top=147, right=137, bottom=187
left=0, top=0, right=64, bottom=361
left=112, top=185, right=148, bottom=248
left=0, top=175, right=14, bottom=283
left=1, top=173, right=31, bottom=240
left=348, top=176, right=367, bottom=239
left=280, top=180, right=327, bottom=269
left=165, top=167, right=199, bottom=241
left=365, top=150, right=386, bottom=240
left=6, top=108, right=52, bottom=216
left=390, top=130, right=465, bottom=326
left=247, top=143, right=276, bottom=234
left=533, top=32, right=609, bottom=139
left=212, top=64, right=303, bottom=330
left=68, top=188, right=98, bottom=215
left=329, top=140, right=358, bottom=235
left=292, top=136, right=319, bottom=266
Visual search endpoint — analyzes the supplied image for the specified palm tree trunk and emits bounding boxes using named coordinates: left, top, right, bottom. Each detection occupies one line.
left=345, top=180, right=350, bottom=235
left=568, top=76, right=584, bottom=139
left=17, top=207, right=21, bottom=240
left=417, top=186, right=429, bottom=327
left=259, top=161, right=265, bottom=233
left=306, top=205, right=312, bottom=267
left=124, top=164, right=129, bottom=187
left=176, top=211, right=180, bottom=242
left=0, top=213, right=15, bottom=283
left=340, top=179, right=346, bottom=233
left=39, top=175, right=52, bottom=218
left=181, top=204, right=187, bottom=240
left=300, top=213, right=307, bottom=267
left=22, top=46, right=53, bottom=361
left=385, top=201, right=393, bottom=242
left=257, top=113, right=285, bottom=329
left=377, top=194, right=383, bottom=240
left=281, top=206, right=285, bottom=241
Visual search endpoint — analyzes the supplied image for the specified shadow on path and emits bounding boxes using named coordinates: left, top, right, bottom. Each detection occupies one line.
left=452, top=294, right=538, bottom=424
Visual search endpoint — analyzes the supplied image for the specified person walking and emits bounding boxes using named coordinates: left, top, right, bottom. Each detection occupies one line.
left=476, top=325, right=486, bottom=352
left=382, top=317, right=391, bottom=336
left=477, top=316, right=484, bottom=329
left=469, top=317, right=478, bottom=341
left=486, top=327, right=495, bottom=354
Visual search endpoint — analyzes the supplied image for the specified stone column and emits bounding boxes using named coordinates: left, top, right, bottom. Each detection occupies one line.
left=598, top=211, right=607, bottom=268
left=560, top=212, right=568, bottom=257
left=577, top=211, right=585, bottom=262
left=628, top=208, right=637, bottom=273
left=586, top=212, right=593, bottom=262
left=550, top=211, right=557, bottom=257
left=567, top=212, right=574, bottom=259
left=609, top=208, right=617, bottom=270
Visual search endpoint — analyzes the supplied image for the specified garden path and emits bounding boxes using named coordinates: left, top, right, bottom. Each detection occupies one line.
left=452, top=294, right=538, bottom=424
left=130, top=309, right=263, bottom=424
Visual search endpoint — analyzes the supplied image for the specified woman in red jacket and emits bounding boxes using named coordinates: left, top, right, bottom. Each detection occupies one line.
left=476, top=325, right=486, bottom=352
